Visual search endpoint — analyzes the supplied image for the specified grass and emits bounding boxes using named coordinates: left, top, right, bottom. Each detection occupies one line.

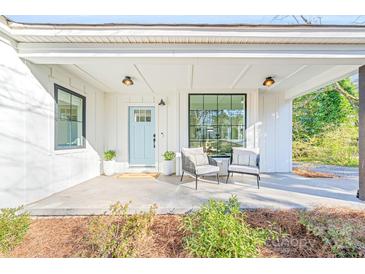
left=0, top=207, right=30, bottom=255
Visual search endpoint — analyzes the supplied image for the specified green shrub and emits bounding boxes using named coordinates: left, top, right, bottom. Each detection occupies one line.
left=293, top=124, right=358, bottom=167
left=162, top=151, right=175, bottom=161
left=85, top=201, right=156, bottom=258
left=104, top=150, right=116, bottom=161
left=300, top=210, right=365, bottom=258
left=0, top=207, right=30, bottom=254
left=182, top=196, right=278, bottom=258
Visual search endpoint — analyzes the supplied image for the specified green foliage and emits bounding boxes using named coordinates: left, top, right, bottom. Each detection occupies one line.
left=0, top=207, right=30, bottom=254
left=300, top=211, right=365, bottom=258
left=293, top=124, right=358, bottom=166
left=182, top=196, right=278, bottom=258
left=85, top=201, right=156, bottom=258
left=104, top=150, right=116, bottom=161
left=293, top=78, right=359, bottom=166
left=162, top=151, right=176, bottom=161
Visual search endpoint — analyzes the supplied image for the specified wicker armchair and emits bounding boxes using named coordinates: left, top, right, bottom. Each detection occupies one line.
left=226, top=148, right=261, bottom=189
left=180, top=147, right=220, bottom=190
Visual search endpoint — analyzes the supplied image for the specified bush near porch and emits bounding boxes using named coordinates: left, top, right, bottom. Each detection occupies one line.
left=1, top=200, right=365, bottom=258
left=292, top=78, right=359, bottom=167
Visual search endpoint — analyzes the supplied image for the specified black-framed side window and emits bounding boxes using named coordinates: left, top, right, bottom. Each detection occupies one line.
left=189, top=94, right=246, bottom=157
left=54, top=84, right=86, bottom=150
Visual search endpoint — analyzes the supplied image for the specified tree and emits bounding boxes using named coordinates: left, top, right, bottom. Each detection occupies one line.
left=293, top=78, right=358, bottom=142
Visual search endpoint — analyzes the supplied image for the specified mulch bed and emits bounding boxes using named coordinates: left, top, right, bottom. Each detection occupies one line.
left=5, top=209, right=364, bottom=258
left=293, top=167, right=337, bottom=178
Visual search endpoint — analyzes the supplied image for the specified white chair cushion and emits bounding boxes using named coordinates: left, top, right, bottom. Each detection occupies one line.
left=182, top=147, right=209, bottom=166
left=196, top=165, right=220, bottom=175
left=232, top=147, right=258, bottom=167
left=182, top=147, right=204, bottom=155
left=228, top=164, right=259, bottom=175
left=192, top=154, right=209, bottom=166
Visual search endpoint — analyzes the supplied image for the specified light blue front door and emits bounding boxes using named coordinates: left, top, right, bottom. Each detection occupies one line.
left=129, top=106, right=155, bottom=166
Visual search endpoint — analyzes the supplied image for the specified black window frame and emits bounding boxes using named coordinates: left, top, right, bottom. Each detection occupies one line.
left=188, top=93, right=247, bottom=157
left=54, top=84, right=86, bottom=150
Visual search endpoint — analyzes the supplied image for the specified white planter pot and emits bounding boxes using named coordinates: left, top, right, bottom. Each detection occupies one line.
left=103, top=160, right=115, bottom=176
left=162, top=160, right=175, bottom=175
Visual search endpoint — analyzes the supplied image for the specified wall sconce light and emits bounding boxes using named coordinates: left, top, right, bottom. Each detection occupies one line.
left=263, top=76, right=275, bottom=87
left=122, top=76, right=134, bottom=86
left=158, top=99, right=166, bottom=106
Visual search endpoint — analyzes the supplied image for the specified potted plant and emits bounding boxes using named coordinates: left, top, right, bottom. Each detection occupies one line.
left=103, top=150, right=116, bottom=176
left=162, top=151, right=176, bottom=175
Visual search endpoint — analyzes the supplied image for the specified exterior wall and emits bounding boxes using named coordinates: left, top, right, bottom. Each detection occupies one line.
left=0, top=40, right=105, bottom=208
left=258, top=92, right=292, bottom=172
left=104, top=90, right=260, bottom=173
left=104, top=93, right=175, bottom=172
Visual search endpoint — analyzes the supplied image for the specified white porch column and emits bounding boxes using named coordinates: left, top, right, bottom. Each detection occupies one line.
left=258, top=92, right=292, bottom=173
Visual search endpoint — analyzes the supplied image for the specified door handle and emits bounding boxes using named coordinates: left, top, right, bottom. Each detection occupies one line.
left=153, top=134, right=156, bottom=148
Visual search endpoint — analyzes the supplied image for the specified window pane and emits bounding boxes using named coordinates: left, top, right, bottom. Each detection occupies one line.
left=56, top=120, right=70, bottom=148
left=206, top=126, right=218, bottom=140
left=70, top=121, right=83, bottom=147
left=205, top=140, right=218, bottom=155
left=218, top=141, right=232, bottom=156
left=232, top=126, right=245, bottom=145
left=204, top=95, right=217, bottom=110
left=190, top=95, right=203, bottom=110
left=190, top=126, right=204, bottom=141
left=232, top=95, right=245, bottom=110
left=58, top=90, right=71, bottom=120
left=140, top=110, right=146, bottom=122
left=71, top=95, right=83, bottom=122
left=218, top=95, right=231, bottom=110
left=189, top=110, right=204, bottom=125
left=188, top=94, right=246, bottom=156
left=218, top=126, right=230, bottom=140
left=146, top=110, right=151, bottom=122
left=218, top=110, right=231, bottom=126
left=134, top=109, right=139, bottom=122
left=55, top=86, right=85, bottom=150
left=231, top=110, right=244, bottom=125
left=203, top=110, right=217, bottom=126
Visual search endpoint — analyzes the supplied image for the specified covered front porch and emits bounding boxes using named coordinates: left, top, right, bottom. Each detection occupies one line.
left=2, top=19, right=365, bottom=209
left=24, top=173, right=364, bottom=215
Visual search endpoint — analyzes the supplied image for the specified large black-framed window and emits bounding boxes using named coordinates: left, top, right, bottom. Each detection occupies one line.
left=189, top=94, right=246, bottom=157
left=54, top=84, right=86, bottom=150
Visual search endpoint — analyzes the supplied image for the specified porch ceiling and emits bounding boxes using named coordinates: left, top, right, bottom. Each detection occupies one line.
left=3, top=17, right=364, bottom=98
left=54, top=57, right=359, bottom=99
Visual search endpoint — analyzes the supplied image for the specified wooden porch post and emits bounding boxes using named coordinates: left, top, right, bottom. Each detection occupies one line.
left=359, top=65, right=365, bottom=200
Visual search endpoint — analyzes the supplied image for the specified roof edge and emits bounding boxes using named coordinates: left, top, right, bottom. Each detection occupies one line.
left=4, top=16, right=365, bottom=30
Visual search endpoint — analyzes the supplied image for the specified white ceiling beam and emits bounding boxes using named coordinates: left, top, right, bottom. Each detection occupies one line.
left=133, top=64, right=155, bottom=94
left=230, top=64, right=251, bottom=89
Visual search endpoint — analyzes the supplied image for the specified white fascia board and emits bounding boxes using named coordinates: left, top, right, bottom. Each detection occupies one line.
left=17, top=43, right=365, bottom=63
left=6, top=25, right=365, bottom=38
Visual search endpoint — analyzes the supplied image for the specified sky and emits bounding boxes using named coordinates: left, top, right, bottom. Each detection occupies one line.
left=5, top=15, right=365, bottom=25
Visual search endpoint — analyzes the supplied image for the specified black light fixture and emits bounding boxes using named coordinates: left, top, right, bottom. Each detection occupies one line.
left=122, top=76, right=134, bottom=86
left=263, top=76, right=275, bottom=87
left=158, top=99, right=166, bottom=106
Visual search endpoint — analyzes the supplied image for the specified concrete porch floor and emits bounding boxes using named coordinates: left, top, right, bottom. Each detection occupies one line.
left=24, top=173, right=365, bottom=215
